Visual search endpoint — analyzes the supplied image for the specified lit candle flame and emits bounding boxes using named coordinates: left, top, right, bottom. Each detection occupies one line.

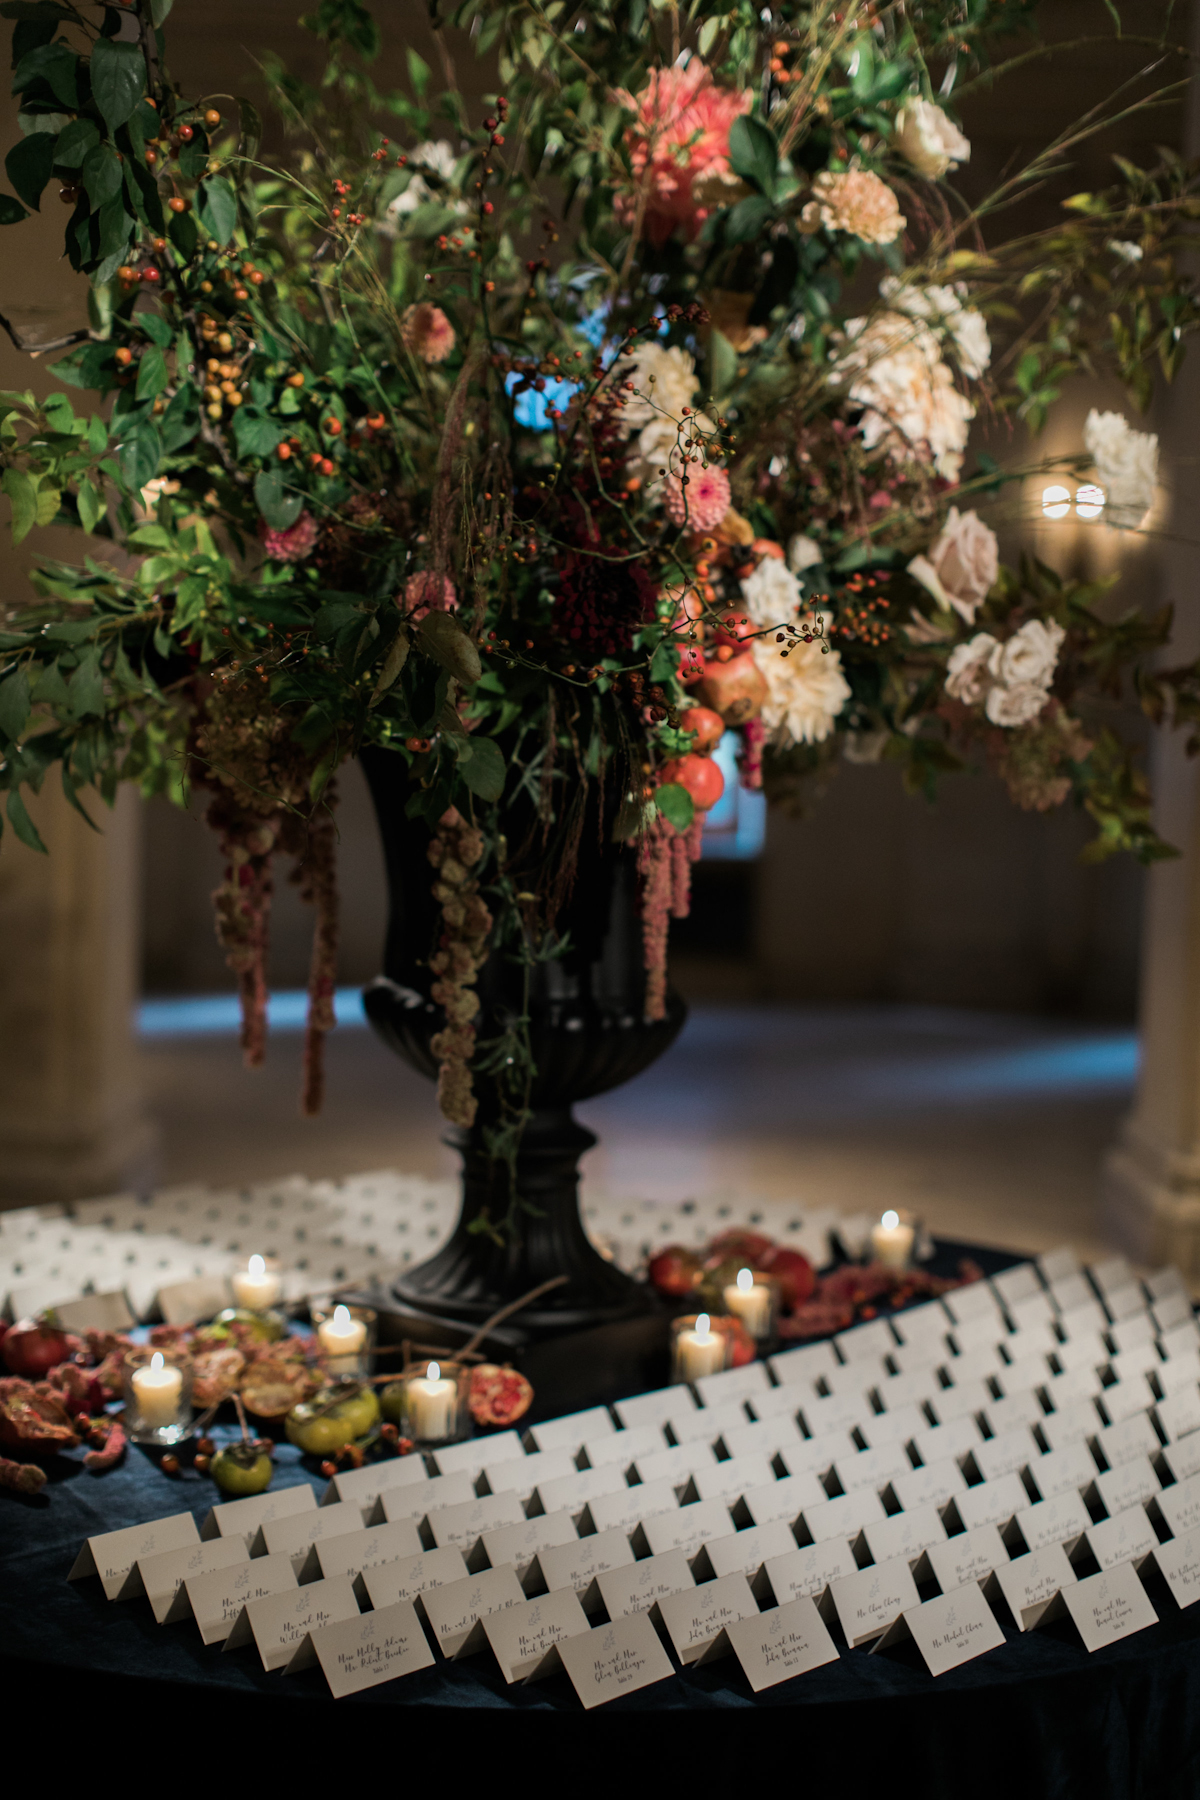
left=881, top=1210, right=899, bottom=1230
left=694, top=1314, right=711, bottom=1341
left=427, top=1361, right=441, bottom=1382
left=150, top=1351, right=164, bottom=1372
left=736, top=1267, right=754, bottom=1293
left=248, top=1254, right=265, bottom=1278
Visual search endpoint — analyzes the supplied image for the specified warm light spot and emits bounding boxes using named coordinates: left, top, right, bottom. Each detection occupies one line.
left=1042, top=485, right=1071, bottom=519
left=150, top=1351, right=164, bottom=1372
left=427, top=1361, right=441, bottom=1382
left=332, top=1303, right=351, bottom=1330
left=248, top=1254, right=265, bottom=1278
left=881, top=1210, right=900, bottom=1231
left=737, top=1267, right=754, bottom=1293
left=695, top=1314, right=711, bottom=1341
left=1075, top=483, right=1105, bottom=520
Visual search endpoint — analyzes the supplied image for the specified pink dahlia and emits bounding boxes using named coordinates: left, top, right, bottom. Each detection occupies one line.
left=257, top=510, right=317, bottom=563
left=613, top=64, right=751, bottom=246
left=403, top=570, right=457, bottom=620
left=664, top=463, right=731, bottom=531
left=400, top=302, right=456, bottom=365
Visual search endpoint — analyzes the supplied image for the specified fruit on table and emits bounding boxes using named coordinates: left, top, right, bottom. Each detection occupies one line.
left=285, top=1385, right=380, bottom=1456
left=679, top=706, right=725, bottom=754
left=758, top=1245, right=816, bottom=1309
left=648, top=1245, right=703, bottom=1298
left=694, top=653, right=767, bottom=724
left=659, top=752, right=724, bottom=812
left=379, top=1382, right=406, bottom=1426
left=469, top=1363, right=533, bottom=1428
left=210, top=1307, right=285, bottom=1344
left=2, top=1318, right=72, bottom=1379
left=210, top=1443, right=274, bottom=1496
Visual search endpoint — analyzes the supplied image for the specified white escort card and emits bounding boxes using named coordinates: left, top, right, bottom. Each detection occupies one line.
left=135, top=1536, right=248, bottom=1625
left=702, top=1520, right=798, bottom=1584
left=581, top=1424, right=664, bottom=1469
left=667, top=1399, right=747, bottom=1445
left=1155, top=1472, right=1200, bottom=1537
left=430, top=1430, right=523, bottom=1477
left=532, top=1527, right=634, bottom=1610
left=1161, top=1321, right=1200, bottom=1360
left=483, top=1448, right=576, bottom=1501
left=779, top=1429, right=857, bottom=1480
left=1157, top=1388, right=1200, bottom=1444
left=722, top=1417, right=803, bottom=1462
left=1156, top=1349, right=1200, bottom=1392
left=1099, top=1379, right=1156, bottom=1426
left=594, top=1548, right=694, bottom=1620
left=527, top=1406, right=614, bottom=1452
left=1092, top=1254, right=1135, bottom=1296
left=1056, top=1563, right=1157, bottom=1650
left=360, top=1546, right=468, bottom=1610
left=692, top=1453, right=776, bottom=1507
left=481, top=1510, right=577, bottom=1584
left=1164, top=1435, right=1200, bottom=1484
left=991, top=1543, right=1075, bottom=1630
left=1146, top=1264, right=1189, bottom=1302
left=1103, top=1285, right=1147, bottom=1326
left=913, top=1416, right=982, bottom=1467
left=1085, top=1506, right=1157, bottom=1573
left=863, top=1504, right=948, bottom=1569
left=613, top=1385, right=694, bottom=1429
left=971, top=1426, right=1038, bottom=1484
left=890, top=1299, right=951, bottom=1345
left=741, top=1470, right=826, bottom=1528
left=800, top=1392, right=871, bottom=1439
left=1012, top=1491, right=1090, bottom=1557
left=586, top=1477, right=677, bottom=1537
left=261, top=1500, right=365, bottom=1577
left=1026, top=1440, right=1096, bottom=1502
left=377, top=1469, right=476, bottom=1525
left=420, top=1564, right=525, bottom=1658
left=633, top=1442, right=719, bottom=1490
left=994, top=1264, right=1041, bottom=1308
left=763, top=1538, right=857, bottom=1605
left=200, top=1482, right=316, bottom=1548
left=639, top=1496, right=733, bottom=1560
left=891, top=1457, right=966, bottom=1513
left=555, top=1613, right=676, bottom=1709
left=726, top=1594, right=839, bottom=1692
left=482, top=1587, right=590, bottom=1682
left=1043, top=1369, right=1103, bottom=1412
left=1059, top=1301, right=1108, bottom=1338
left=876, top=1371, right=938, bottom=1411
left=695, top=1362, right=770, bottom=1405
left=1054, top=1332, right=1107, bottom=1371
left=185, top=1552, right=298, bottom=1645
left=875, top=1584, right=1006, bottom=1676
left=828, top=1555, right=921, bottom=1648
left=824, top=1357, right=888, bottom=1401
left=1110, top=1342, right=1161, bottom=1384
left=950, top=1318, right=1004, bottom=1356
left=426, top=1491, right=527, bottom=1558
left=769, top=1341, right=840, bottom=1386
left=861, top=1402, right=929, bottom=1448
left=69, top=1512, right=201, bottom=1601
left=1040, top=1245, right=1081, bottom=1285
left=224, top=1573, right=359, bottom=1671
left=1041, top=1399, right=1101, bottom=1452
left=832, top=1442, right=911, bottom=1495
left=835, top=1319, right=897, bottom=1362
left=308, top=1599, right=435, bottom=1698
left=1093, top=1454, right=1160, bottom=1517
left=538, top=1463, right=628, bottom=1518
left=926, top=1523, right=1008, bottom=1593
left=983, top=1391, right=1044, bottom=1438
left=311, top=1518, right=424, bottom=1587
left=1153, top=1523, right=1200, bottom=1608
left=1009, top=1292, right=1055, bottom=1332
left=749, top=1382, right=809, bottom=1421
left=952, top=1472, right=1029, bottom=1533
left=892, top=1339, right=948, bottom=1376
left=327, top=1453, right=430, bottom=1510
left=658, top=1570, right=758, bottom=1665
left=1152, top=1290, right=1195, bottom=1334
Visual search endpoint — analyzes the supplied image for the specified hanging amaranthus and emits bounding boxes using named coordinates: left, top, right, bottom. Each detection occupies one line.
left=638, top=814, right=703, bottom=1022
left=428, top=807, right=494, bottom=1127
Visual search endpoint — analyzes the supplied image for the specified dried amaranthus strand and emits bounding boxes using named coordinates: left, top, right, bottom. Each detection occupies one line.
left=428, top=807, right=493, bottom=1126
left=639, top=814, right=704, bottom=1022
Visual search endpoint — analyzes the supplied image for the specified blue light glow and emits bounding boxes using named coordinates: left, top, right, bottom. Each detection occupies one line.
left=137, top=988, right=367, bottom=1037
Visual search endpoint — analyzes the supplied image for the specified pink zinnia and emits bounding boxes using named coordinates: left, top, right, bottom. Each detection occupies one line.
left=400, top=302, right=456, bottom=365
left=664, top=464, right=731, bottom=531
left=403, top=570, right=457, bottom=620
left=613, top=64, right=751, bottom=246
left=257, top=510, right=317, bottom=563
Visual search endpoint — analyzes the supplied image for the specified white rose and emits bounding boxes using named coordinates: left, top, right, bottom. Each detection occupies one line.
left=740, top=556, right=803, bottom=626
left=879, top=278, right=991, bottom=379
left=944, top=633, right=998, bottom=704
left=612, top=342, right=698, bottom=437
left=787, top=534, right=823, bottom=574
left=1083, top=408, right=1158, bottom=529
left=985, top=681, right=1050, bottom=728
left=752, top=635, right=851, bottom=746
left=894, top=99, right=970, bottom=179
left=987, top=618, right=1064, bottom=689
left=908, top=507, right=998, bottom=624
left=832, top=312, right=975, bottom=481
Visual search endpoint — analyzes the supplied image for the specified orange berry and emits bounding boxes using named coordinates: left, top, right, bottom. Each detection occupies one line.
left=115, top=346, right=133, bottom=366
left=325, top=418, right=342, bottom=435
left=204, top=109, right=221, bottom=128
left=277, top=443, right=292, bottom=460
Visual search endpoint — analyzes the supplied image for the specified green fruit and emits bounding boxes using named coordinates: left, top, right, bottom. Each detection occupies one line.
left=210, top=1446, right=273, bottom=1496
left=211, top=1307, right=285, bottom=1344
left=380, top=1382, right=406, bottom=1425
left=286, top=1385, right=380, bottom=1456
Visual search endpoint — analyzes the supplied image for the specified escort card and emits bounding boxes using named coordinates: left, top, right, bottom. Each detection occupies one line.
left=891, top=1457, right=966, bottom=1513
left=982, top=1390, right=1044, bottom=1438
left=1099, top=1379, right=1155, bottom=1426
left=950, top=1318, right=1004, bottom=1356
left=778, top=1429, right=857, bottom=1479
left=613, top=1384, right=695, bottom=1429
left=639, top=1496, right=734, bottom=1560
left=1026, top=1440, right=1096, bottom=1502
left=430, top=1430, right=523, bottom=1477
left=835, top=1319, right=896, bottom=1362
left=425, top=1491, right=526, bottom=1558
left=667, top=1399, right=747, bottom=1445
left=994, top=1263, right=1041, bottom=1308
left=1012, top=1490, right=1090, bottom=1557
left=1161, top=1321, right=1200, bottom=1359
left=741, top=1469, right=826, bottom=1528
left=1093, top=1454, right=1160, bottom=1517
left=1085, top=1505, right=1157, bottom=1572
left=929, top=1379, right=991, bottom=1425
left=722, top=1417, right=803, bottom=1462
left=594, top=1548, right=694, bottom=1620
left=527, top=1406, right=614, bottom=1453
left=1004, top=1321, right=1058, bottom=1360
left=695, top=1362, right=770, bottom=1405
left=312, top=1518, right=424, bottom=1588
left=538, top=1463, right=628, bottom=1518
left=951, top=1472, right=1029, bottom=1533
left=483, top=1448, right=577, bottom=1501
left=1157, top=1388, right=1200, bottom=1444
left=1040, top=1399, right=1101, bottom=1452
left=183, top=1551, right=296, bottom=1645
left=1152, top=1291, right=1195, bottom=1334
left=800, top=1392, right=870, bottom=1439
left=532, top=1526, right=634, bottom=1610
left=802, top=1487, right=885, bottom=1544
left=913, top=1415, right=982, bottom=1468
left=69, top=1512, right=200, bottom=1600
left=308, top=1599, right=435, bottom=1698
left=823, top=1357, right=888, bottom=1401
left=892, top=1339, right=949, bottom=1375
left=1040, top=1245, right=1081, bottom=1284
left=420, top=1564, right=525, bottom=1658
left=832, top=1442, right=911, bottom=1495
left=828, top=1555, right=920, bottom=1647
left=876, top=1584, right=1005, bottom=1676
left=136, top=1535, right=248, bottom=1624
left=875, top=1372, right=938, bottom=1412
left=890, top=1299, right=952, bottom=1345
left=482, top=1587, right=590, bottom=1682
left=1043, top=1370, right=1103, bottom=1413
left=691, top=1453, right=776, bottom=1506
left=749, top=1382, right=809, bottom=1421
left=762, top=1538, right=857, bottom=1605
left=326, top=1453, right=430, bottom=1509
left=261, top=1500, right=365, bottom=1577
left=1153, top=1523, right=1200, bottom=1608
left=224, top=1573, right=358, bottom=1671
left=1051, top=1271, right=1098, bottom=1314
left=926, top=1523, right=1008, bottom=1593
left=1163, top=1434, right=1200, bottom=1484
left=769, top=1341, right=840, bottom=1386
left=1059, top=1301, right=1109, bottom=1338
left=555, top=1613, right=676, bottom=1709
left=1057, top=1562, right=1157, bottom=1650
left=360, top=1545, right=468, bottom=1611
left=1146, top=1263, right=1189, bottom=1302
left=1092, top=1254, right=1134, bottom=1296
left=658, top=1570, right=758, bottom=1665
left=377, top=1470, right=476, bottom=1525
left=1157, top=1349, right=1200, bottom=1392
left=862, top=1504, right=947, bottom=1569
left=481, top=1509, right=577, bottom=1584
left=1155, top=1471, right=1200, bottom=1537
left=586, top=1477, right=678, bottom=1537
left=200, top=1482, right=315, bottom=1548
left=581, top=1424, right=664, bottom=1469
left=1110, top=1342, right=1161, bottom=1384
left=633, top=1442, right=719, bottom=1490
left=990, top=1542, right=1075, bottom=1630
left=701, top=1520, right=798, bottom=1584
left=952, top=1347, right=1008, bottom=1386
left=971, top=1426, right=1038, bottom=1484
left=1009, top=1292, right=1054, bottom=1332
left=860, top=1403, right=928, bottom=1448
left=1103, top=1285, right=1147, bottom=1326
left=726, top=1594, right=839, bottom=1691
left=1054, top=1332, right=1108, bottom=1371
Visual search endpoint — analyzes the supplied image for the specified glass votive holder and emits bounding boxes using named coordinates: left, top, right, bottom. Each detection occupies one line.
left=671, top=1312, right=734, bottom=1384
left=122, top=1347, right=194, bottom=1446
left=311, top=1300, right=377, bottom=1379
left=721, top=1267, right=778, bottom=1342
left=870, top=1208, right=918, bottom=1270
left=393, top=1358, right=470, bottom=1447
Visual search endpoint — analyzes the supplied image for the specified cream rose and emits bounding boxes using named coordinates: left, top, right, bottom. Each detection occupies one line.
left=613, top=342, right=698, bottom=435
left=1083, top=408, right=1158, bottom=530
left=985, top=682, right=1050, bottom=728
left=894, top=99, right=970, bottom=178
left=832, top=312, right=975, bottom=481
left=987, top=618, right=1064, bottom=690
left=801, top=169, right=905, bottom=245
left=944, top=633, right=998, bottom=705
left=908, top=508, right=998, bottom=624
left=787, top=534, right=823, bottom=574
left=752, top=634, right=851, bottom=745
left=740, top=555, right=803, bottom=626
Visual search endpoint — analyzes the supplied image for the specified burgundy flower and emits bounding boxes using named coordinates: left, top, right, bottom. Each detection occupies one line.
left=553, top=554, right=656, bottom=659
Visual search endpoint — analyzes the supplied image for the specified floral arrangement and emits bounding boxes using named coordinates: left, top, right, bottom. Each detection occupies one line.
left=1, top=0, right=1199, bottom=1139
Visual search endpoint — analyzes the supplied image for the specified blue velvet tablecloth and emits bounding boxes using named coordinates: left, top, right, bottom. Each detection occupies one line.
left=2, top=1239, right=1198, bottom=1799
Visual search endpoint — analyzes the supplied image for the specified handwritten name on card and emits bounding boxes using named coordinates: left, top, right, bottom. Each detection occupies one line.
left=185, top=1552, right=297, bottom=1646
left=556, top=1613, right=676, bottom=1710
left=538, top=1463, right=628, bottom=1517
left=483, top=1448, right=577, bottom=1501
left=425, top=1491, right=526, bottom=1555
left=360, top=1546, right=468, bottom=1612
left=952, top=1472, right=1028, bottom=1534
left=419, top=1564, right=525, bottom=1658
left=226, top=1573, right=359, bottom=1672
left=802, top=1487, right=885, bottom=1545
left=528, top=1406, right=615, bottom=1453
left=377, top=1470, right=475, bottom=1526
left=658, top=1571, right=758, bottom=1665
left=862, top=1504, right=947, bottom=1569
left=586, top=1477, right=677, bottom=1538
left=1060, top=1563, right=1158, bottom=1651
left=761, top=1539, right=857, bottom=1607
left=328, top=1453, right=430, bottom=1510
left=533, top=1527, right=634, bottom=1608
left=1013, top=1490, right=1090, bottom=1557
left=891, top=1457, right=966, bottom=1513
left=1085, top=1505, right=1157, bottom=1573
left=261, top=1499, right=365, bottom=1575
left=482, top=1587, right=590, bottom=1683
left=581, top=1425, right=664, bottom=1470
left=726, top=1595, right=839, bottom=1692
left=312, top=1518, right=424, bottom=1584
left=703, top=1520, right=798, bottom=1582
left=640, top=1497, right=734, bottom=1560
left=740, top=1470, right=825, bottom=1528
left=69, top=1512, right=200, bottom=1601
left=429, top=1430, right=521, bottom=1479
left=200, top=1482, right=315, bottom=1548
left=594, top=1549, right=694, bottom=1621
left=137, top=1535, right=248, bottom=1625
left=991, top=1543, right=1075, bottom=1631
left=1026, top=1441, right=1097, bottom=1503
left=888, top=1584, right=1006, bottom=1677
left=925, top=1523, right=1008, bottom=1595
left=480, top=1509, right=578, bottom=1584
left=1094, top=1454, right=1160, bottom=1518
left=310, top=1600, right=435, bottom=1698
left=828, top=1556, right=920, bottom=1648
left=633, top=1443, right=719, bottom=1491
left=1152, top=1523, right=1200, bottom=1609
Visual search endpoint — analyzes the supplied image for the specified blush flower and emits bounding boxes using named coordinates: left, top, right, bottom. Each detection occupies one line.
left=801, top=169, right=905, bottom=245
left=664, top=463, right=731, bottom=531
left=258, top=510, right=317, bottom=563
left=613, top=64, right=751, bottom=246
left=400, top=302, right=456, bottom=365
left=894, top=99, right=970, bottom=179
left=751, top=630, right=851, bottom=746
left=832, top=311, right=974, bottom=481
left=403, top=571, right=457, bottom=619
left=908, top=507, right=998, bottom=624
